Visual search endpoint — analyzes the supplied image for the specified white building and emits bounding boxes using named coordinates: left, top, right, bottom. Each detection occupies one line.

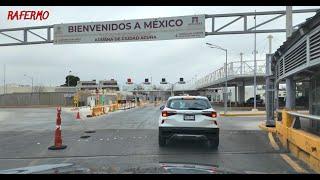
left=76, top=79, right=120, bottom=92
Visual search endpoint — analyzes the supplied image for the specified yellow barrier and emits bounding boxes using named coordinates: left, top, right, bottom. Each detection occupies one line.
left=91, top=106, right=105, bottom=117
left=276, top=110, right=320, bottom=173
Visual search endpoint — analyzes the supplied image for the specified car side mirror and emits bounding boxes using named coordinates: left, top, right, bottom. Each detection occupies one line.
left=160, top=105, right=165, bottom=110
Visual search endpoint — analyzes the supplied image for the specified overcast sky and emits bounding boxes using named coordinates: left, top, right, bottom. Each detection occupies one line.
left=0, top=6, right=319, bottom=87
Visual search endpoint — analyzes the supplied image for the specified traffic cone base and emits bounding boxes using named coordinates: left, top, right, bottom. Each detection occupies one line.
left=80, top=135, right=90, bottom=139
left=48, top=145, right=67, bottom=150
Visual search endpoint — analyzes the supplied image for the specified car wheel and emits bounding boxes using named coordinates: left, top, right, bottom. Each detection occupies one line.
left=159, top=135, right=166, bottom=147
left=207, top=138, right=219, bottom=149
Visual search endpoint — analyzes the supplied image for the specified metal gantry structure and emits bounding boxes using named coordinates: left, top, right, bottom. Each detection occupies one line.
left=205, top=9, right=318, bottom=36
left=0, top=25, right=53, bottom=46
left=0, top=9, right=318, bottom=46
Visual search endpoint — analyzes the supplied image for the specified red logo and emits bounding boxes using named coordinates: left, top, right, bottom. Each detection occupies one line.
left=7, top=10, right=50, bottom=20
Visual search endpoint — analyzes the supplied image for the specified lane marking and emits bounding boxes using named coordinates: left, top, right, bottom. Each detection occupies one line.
left=266, top=132, right=308, bottom=173
left=280, top=154, right=308, bottom=173
left=268, top=132, right=280, bottom=151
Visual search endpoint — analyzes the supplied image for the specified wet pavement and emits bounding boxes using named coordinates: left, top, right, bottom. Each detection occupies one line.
left=0, top=105, right=314, bottom=173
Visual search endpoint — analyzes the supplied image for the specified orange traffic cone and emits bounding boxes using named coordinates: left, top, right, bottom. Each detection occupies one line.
left=48, top=106, right=67, bottom=150
left=76, top=111, right=81, bottom=119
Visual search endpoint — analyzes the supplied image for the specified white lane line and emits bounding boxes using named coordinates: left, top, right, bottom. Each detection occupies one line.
left=267, top=132, right=308, bottom=173
left=268, top=132, right=280, bottom=151
left=280, top=154, right=308, bottom=173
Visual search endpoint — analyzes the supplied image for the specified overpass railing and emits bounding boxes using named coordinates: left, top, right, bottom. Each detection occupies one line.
left=173, top=60, right=266, bottom=91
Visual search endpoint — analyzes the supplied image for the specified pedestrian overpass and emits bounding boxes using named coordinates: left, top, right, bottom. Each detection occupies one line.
left=173, top=59, right=266, bottom=91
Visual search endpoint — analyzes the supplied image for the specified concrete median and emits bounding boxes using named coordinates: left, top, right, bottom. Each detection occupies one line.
left=219, top=111, right=266, bottom=117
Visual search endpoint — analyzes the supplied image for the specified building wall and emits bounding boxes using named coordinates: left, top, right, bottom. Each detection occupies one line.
left=0, top=92, right=73, bottom=106
left=0, top=84, right=56, bottom=94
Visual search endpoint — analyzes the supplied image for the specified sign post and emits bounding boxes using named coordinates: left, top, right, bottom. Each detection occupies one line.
left=54, top=15, right=205, bottom=44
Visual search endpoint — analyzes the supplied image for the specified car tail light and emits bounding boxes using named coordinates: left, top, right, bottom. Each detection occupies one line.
left=202, top=111, right=217, bottom=118
left=162, top=111, right=176, bottom=117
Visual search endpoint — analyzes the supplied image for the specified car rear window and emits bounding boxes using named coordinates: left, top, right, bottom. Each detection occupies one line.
left=167, top=98, right=211, bottom=110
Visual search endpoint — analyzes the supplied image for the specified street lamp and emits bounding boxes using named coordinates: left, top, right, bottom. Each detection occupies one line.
left=171, top=80, right=186, bottom=96
left=24, top=74, right=33, bottom=93
left=206, top=43, right=228, bottom=114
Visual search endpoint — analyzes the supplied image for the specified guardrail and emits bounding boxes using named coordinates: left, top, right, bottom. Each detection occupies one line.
left=276, top=110, right=320, bottom=134
left=275, top=110, right=320, bottom=173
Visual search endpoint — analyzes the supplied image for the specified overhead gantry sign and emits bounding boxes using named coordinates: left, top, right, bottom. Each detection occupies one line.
left=0, top=9, right=319, bottom=47
left=53, top=15, right=205, bottom=44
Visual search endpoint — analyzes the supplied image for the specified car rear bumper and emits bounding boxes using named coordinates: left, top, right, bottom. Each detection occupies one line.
left=159, top=127, right=219, bottom=140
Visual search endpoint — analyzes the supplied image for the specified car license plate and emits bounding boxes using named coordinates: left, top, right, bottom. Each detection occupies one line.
left=184, top=115, right=195, bottom=121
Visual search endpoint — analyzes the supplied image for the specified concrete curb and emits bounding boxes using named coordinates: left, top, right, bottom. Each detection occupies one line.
left=220, top=112, right=266, bottom=117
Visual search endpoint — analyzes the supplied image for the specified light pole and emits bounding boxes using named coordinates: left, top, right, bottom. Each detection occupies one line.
left=170, top=82, right=178, bottom=96
left=24, top=74, right=33, bottom=93
left=161, top=80, right=185, bottom=97
left=206, top=43, right=228, bottom=114
left=253, top=10, right=257, bottom=110
left=3, top=64, right=6, bottom=94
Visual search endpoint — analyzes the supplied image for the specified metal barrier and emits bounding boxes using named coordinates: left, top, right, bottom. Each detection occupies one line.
left=91, top=106, right=104, bottom=116
left=275, top=110, right=320, bottom=173
left=287, top=111, right=320, bottom=134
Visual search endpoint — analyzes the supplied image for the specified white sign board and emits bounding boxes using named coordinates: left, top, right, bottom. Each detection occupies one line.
left=53, top=14, right=205, bottom=44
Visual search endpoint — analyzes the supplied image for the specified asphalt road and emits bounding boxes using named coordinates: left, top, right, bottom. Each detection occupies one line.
left=0, top=105, right=314, bottom=174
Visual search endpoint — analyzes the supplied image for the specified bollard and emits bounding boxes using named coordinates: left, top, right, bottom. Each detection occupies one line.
left=48, top=106, right=67, bottom=150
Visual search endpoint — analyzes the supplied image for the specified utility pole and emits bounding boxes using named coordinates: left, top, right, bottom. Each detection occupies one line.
left=225, top=49, right=228, bottom=114
left=3, top=64, right=5, bottom=94
left=253, top=10, right=257, bottom=111
left=267, top=35, right=273, bottom=54
left=240, top=52, right=243, bottom=75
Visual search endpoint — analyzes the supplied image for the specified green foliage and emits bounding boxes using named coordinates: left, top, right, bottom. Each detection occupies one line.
left=65, top=75, right=80, bottom=87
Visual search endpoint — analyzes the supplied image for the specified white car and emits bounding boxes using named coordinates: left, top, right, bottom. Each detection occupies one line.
left=158, top=96, right=219, bottom=149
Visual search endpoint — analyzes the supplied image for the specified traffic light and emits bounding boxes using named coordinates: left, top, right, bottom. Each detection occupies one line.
left=144, top=78, right=150, bottom=84
left=127, top=78, right=133, bottom=84
left=160, top=78, right=167, bottom=84
left=179, top=78, right=185, bottom=84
